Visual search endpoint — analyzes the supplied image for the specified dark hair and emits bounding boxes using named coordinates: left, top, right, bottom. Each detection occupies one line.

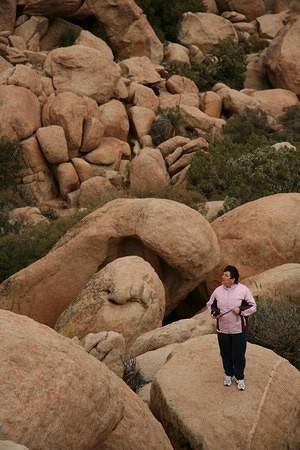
left=224, top=265, right=239, bottom=283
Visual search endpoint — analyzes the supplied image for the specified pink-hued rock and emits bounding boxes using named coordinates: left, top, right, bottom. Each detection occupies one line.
left=56, top=162, right=80, bottom=199
left=72, top=157, right=96, bottom=182
left=243, top=263, right=300, bottom=303
left=86, top=0, right=163, bottom=63
left=81, top=117, right=105, bottom=153
left=244, top=88, right=299, bottom=118
left=44, top=45, right=121, bottom=104
left=264, top=17, right=300, bottom=95
left=206, top=193, right=300, bottom=292
left=257, top=11, right=287, bottom=39
left=7, top=64, right=43, bottom=97
left=159, top=92, right=200, bottom=109
left=14, top=15, right=48, bottom=44
left=179, top=12, right=238, bottom=54
left=0, top=309, right=123, bottom=450
left=0, top=198, right=220, bottom=326
left=0, top=309, right=173, bottom=450
left=0, top=85, right=41, bottom=140
left=24, top=0, right=82, bottom=16
left=199, top=91, right=222, bottom=118
left=128, top=82, right=159, bottom=111
left=164, top=43, right=190, bottom=68
left=20, top=135, right=57, bottom=203
left=98, top=100, right=129, bottom=141
left=130, top=148, right=170, bottom=190
left=78, top=176, right=115, bottom=207
left=42, top=92, right=100, bottom=157
left=119, top=56, right=161, bottom=85
left=150, top=334, right=300, bottom=450
left=129, top=106, right=156, bottom=140
left=36, top=125, right=69, bottom=164
left=84, top=137, right=131, bottom=166
left=229, top=0, right=266, bottom=19
left=179, top=104, right=225, bottom=138
left=0, top=0, right=17, bottom=32
left=101, top=381, right=173, bottom=450
left=166, top=75, right=199, bottom=95
left=75, top=29, right=114, bottom=60
left=55, top=256, right=165, bottom=345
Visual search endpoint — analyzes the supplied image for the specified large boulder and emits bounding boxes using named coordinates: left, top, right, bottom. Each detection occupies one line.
left=244, top=88, right=299, bottom=118
left=42, top=91, right=100, bottom=157
left=101, top=382, right=173, bottom=450
left=0, top=198, right=220, bottom=326
left=206, top=193, right=300, bottom=292
left=130, top=309, right=214, bottom=357
left=75, top=29, right=114, bottom=60
left=242, top=263, right=300, bottom=303
left=264, top=17, right=300, bottom=95
left=20, top=135, right=57, bottom=204
left=0, top=0, right=17, bottom=32
left=86, top=0, right=163, bottom=63
left=0, top=86, right=41, bottom=140
left=179, top=12, right=238, bottom=54
left=228, top=0, right=266, bottom=20
left=151, top=334, right=300, bottom=450
left=55, top=256, right=165, bottom=345
left=24, top=0, right=83, bottom=16
left=0, top=309, right=122, bottom=449
left=98, top=100, right=129, bottom=141
left=129, top=148, right=170, bottom=190
left=44, top=45, right=121, bottom=104
left=0, top=310, right=172, bottom=450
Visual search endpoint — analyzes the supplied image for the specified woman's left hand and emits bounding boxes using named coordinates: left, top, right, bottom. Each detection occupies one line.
left=232, top=307, right=240, bottom=315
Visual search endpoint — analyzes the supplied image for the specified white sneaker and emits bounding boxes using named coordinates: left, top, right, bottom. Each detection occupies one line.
left=224, top=375, right=232, bottom=386
left=237, top=379, right=245, bottom=390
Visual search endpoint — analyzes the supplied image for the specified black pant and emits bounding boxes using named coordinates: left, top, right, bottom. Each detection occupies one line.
left=217, top=332, right=247, bottom=380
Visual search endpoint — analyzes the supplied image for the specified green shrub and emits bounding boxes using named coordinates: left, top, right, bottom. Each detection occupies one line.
left=239, top=34, right=269, bottom=54
left=223, top=109, right=274, bottom=144
left=0, top=213, right=85, bottom=282
left=247, top=298, right=300, bottom=370
left=276, top=105, right=300, bottom=143
left=181, top=39, right=247, bottom=90
left=122, top=356, right=147, bottom=392
left=225, top=145, right=300, bottom=204
left=136, top=0, right=206, bottom=41
left=0, top=138, right=22, bottom=190
left=57, top=28, right=80, bottom=47
left=189, top=137, right=300, bottom=205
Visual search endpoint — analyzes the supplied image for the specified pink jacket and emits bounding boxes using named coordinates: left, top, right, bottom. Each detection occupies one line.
left=207, top=283, right=257, bottom=334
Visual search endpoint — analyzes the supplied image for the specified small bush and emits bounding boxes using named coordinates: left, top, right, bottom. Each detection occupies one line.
left=239, top=34, right=269, bottom=54
left=189, top=137, right=300, bottom=205
left=57, top=28, right=80, bottom=47
left=122, top=356, right=147, bottom=392
left=277, top=105, right=300, bottom=143
left=0, top=213, right=85, bottom=282
left=223, top=109, right=273, bottom=144
left=180, top=39, right=247, bottom=90
left=247, top=298, right=300, bottom=370
left=136, top=0, right=206, bottom=41
left=0, top=137, right=22, bottom=190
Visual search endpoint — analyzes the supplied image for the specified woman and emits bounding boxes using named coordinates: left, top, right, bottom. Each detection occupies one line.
left=207, top=265, right=256, bottom=390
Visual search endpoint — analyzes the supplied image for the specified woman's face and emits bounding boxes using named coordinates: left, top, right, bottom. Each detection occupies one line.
left=222, top=271, right=234, bottom=288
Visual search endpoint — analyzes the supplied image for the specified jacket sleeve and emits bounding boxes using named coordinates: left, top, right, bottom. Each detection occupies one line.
left=240, top=286, right=257, bottom=317
left=206, top=289, right=217, bottom=314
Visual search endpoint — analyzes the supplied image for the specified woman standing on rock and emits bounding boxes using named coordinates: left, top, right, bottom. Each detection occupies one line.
left=207, top=265, right=256, bottom=391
